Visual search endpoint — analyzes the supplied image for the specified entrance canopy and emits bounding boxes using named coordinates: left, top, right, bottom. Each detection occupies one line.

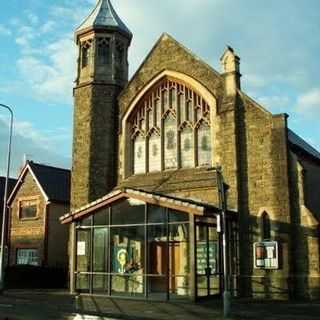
left=60, top=188, right=235, bottom=224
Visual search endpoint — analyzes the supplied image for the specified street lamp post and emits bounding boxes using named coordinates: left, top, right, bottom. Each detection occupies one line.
left=0, top=103, right=13, bottom=292
left=215, top=166, right=231, bottom=318
left=209, top=166, right=231, bottom=318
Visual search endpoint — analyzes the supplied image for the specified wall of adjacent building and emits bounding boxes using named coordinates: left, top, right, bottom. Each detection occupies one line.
left=289, top=151, right=320, bottom=299
left=47, top=202, right=69, bottom=269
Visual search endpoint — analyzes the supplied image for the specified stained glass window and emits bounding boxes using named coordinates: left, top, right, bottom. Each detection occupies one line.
left=181, top=127, right=194, bottom=168
left=130, top=78, right=213, bottom=174
left=134, top=135, right=145, bottom=174
left=164, top=115, right=177, bottom=170
left=197, top=123, right=212, bottom=167
left=148, top=133, right=161, bottom=172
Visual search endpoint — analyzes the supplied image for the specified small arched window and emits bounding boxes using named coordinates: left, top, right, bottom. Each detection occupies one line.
left=81, top=40, right=92, bottom=68
left=97, top=38, right=110, bottom=65
left=129, top=78, right=213, bottom=175
left=261, top=212, right=271, bottom=240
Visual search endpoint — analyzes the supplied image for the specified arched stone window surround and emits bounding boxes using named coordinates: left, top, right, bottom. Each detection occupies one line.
left=258, top=210, right=272, bottom=241
left=122, top=70, right=218, bottom=178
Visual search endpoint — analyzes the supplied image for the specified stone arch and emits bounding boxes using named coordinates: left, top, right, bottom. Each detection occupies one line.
left=121, top=70, right=218, bottom=178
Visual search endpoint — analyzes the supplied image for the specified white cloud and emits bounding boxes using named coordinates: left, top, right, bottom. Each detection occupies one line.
left=296, top=88, right=320, bottom=116
left=0, top=115, right=71, bottom=176
left=16, top=34, right=76, bottom=104
left=0, top=25, right=11, bottom=36
left=256, top=95, right=291, bottom=113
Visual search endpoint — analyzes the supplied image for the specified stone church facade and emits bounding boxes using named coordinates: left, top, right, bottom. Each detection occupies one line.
left=61, top=0, right=320, bottom=300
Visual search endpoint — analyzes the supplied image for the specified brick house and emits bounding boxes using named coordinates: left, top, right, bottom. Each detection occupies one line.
left=60, top=0, right=320, bottom=301
left=8, top=161, right=70, bottom=269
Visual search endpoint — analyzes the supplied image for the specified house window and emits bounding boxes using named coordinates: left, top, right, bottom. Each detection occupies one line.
left=129, top=78, right=212, bottom=174
left=19, top=199, right=38, bottom=219
left=16, top=248, right=39, bottom=266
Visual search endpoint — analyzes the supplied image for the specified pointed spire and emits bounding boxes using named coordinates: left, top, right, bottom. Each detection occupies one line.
left=76, top=0, right=132, bottom=39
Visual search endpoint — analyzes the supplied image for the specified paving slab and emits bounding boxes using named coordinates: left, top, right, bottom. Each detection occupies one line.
left=0, top=290, right=319, bottom=320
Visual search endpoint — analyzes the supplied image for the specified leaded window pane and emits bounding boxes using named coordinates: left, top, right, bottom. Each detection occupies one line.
left=148, top=134, right=161, bottom=172
left=130, top=78, right=213, bottom=174
left=164, top=115, right=177, bottom=170
left=134, top=135, right=145, bottom=174
left=181, top=127, right=194, bottom=168
left=155, top=99, right=161, bottom=127
left=197, top=124, right=212, bottom=167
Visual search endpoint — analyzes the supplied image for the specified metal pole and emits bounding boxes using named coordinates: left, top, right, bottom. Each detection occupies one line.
left=0, top=103, right=13, bottom=292
left=216, top=167, right=231, bottom=318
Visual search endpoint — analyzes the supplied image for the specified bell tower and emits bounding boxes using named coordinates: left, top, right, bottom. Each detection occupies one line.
left=71, top=0, right=132, bottom=210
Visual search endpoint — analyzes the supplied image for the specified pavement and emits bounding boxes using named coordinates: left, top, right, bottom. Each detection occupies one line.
left=0, top=290, right=319, bottom=320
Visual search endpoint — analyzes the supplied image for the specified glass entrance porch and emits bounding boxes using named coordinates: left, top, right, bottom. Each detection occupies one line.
left=74, top=196, right=235, bottom=301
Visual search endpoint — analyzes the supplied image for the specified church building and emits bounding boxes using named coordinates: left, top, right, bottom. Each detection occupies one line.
left=60, top=0, right=320, bottom=301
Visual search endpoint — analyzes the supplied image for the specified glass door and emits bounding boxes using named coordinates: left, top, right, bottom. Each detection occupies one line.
left=196, top=223, right=221, bottom=298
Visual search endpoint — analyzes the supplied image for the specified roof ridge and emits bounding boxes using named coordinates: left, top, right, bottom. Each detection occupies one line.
left=28, top=161, right=71, bottom=172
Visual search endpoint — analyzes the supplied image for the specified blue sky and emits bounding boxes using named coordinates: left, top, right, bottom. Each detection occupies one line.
left=0, top=0, right=320, bottom=176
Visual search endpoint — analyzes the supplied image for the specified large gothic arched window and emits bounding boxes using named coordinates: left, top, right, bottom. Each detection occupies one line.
left=129, top=78, right=212, bottom=175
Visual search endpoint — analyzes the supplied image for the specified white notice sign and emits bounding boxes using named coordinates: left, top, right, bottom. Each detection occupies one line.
left=77, top=241, right=86, bottom=256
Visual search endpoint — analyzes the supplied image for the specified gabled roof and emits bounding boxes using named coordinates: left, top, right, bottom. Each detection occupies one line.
left=76, top=0, right=132, bottom=39
left=8, top=161, right=71, bottom=204
left=288, top=129, right=320, bottom=162
left=60, top=188, right=236, bottom=224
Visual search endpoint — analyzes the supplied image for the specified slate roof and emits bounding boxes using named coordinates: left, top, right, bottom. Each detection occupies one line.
left=28, top=162, right=71, bottom=203
left=288, top=129, right=320, bottom=162
left=76, top=0, right=132, bottom=38
left=8, top=162, right=71, bottom=204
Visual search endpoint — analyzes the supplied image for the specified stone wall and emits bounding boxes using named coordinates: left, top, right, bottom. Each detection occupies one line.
left=72, top=84, right=121, bottom=210
left=289, top=150, right=320, bottom=299
left=237, top=93, right=292, bottom=299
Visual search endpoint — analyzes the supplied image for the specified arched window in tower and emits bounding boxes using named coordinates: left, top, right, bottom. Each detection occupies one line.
left=97, top=38, right=110, bottom=65
left=261, top=212, right=271, bottom=240
left=115, top=41, right=125, bottom=79
left=81, top=41, right=91, bottom=68
left=129, top=78, right=213, bottom=175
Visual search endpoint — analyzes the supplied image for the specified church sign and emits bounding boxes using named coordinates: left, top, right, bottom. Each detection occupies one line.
left=253, top=241, right=279, bottom=270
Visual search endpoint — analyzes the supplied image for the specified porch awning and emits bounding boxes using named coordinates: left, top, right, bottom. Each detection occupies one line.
left=60, top=188, right=232, bottom=224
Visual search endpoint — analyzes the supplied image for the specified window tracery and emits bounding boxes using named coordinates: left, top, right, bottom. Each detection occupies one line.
left=129, top=78, right=212, bottom=175
left=97, top=38, right=110, bottom=65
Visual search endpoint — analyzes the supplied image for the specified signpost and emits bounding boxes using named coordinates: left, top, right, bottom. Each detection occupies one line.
left=254, top=241, right=279, bottom=270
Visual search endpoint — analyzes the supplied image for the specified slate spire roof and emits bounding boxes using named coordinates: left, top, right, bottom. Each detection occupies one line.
left=76, top=0, right=132, bottom=38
